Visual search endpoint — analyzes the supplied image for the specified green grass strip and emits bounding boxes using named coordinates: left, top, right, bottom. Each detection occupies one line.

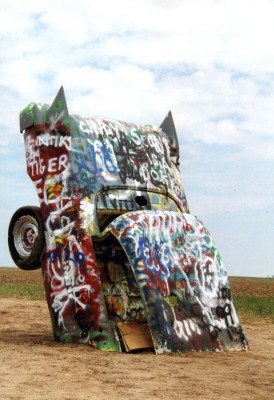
left=1, top=284, right=273, bottom=320
left=0, top=284, right=45, bottom=300
left=233, top=295, right=274, bottom=319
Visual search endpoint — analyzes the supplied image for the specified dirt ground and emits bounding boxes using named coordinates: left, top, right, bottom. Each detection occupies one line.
left=0, top=297, right=273, bottom=400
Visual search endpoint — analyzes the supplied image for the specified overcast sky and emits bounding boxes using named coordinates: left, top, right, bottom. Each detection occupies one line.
left=0, top=0, right=273, bottom=277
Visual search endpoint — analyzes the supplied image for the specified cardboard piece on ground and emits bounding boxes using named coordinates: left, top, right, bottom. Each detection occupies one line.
left=117, top=322, right=154, bottom=352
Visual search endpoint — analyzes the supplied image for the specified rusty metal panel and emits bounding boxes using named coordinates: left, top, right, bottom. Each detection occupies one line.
left=117, top=322, right=154, bottom=352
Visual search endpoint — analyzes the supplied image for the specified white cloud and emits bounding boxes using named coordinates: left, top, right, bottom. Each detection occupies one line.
left=1, top=1, right=274, bottom=164
left=1, top=0, right=274, bottom=275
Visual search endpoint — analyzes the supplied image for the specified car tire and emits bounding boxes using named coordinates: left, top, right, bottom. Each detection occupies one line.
left=8, top=206, right=45, bottom=270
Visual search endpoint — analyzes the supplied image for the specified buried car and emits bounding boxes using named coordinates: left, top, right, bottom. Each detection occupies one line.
left=8, top=87, right=248, bottom=353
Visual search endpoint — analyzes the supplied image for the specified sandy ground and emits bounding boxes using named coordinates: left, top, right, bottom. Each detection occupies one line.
left=0, top=298, right=273, bottom=400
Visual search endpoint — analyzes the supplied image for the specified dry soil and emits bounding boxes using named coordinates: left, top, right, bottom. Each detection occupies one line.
left=0, top=303, right=273, bottom=400
left=0, top=271, right=273, bottom=400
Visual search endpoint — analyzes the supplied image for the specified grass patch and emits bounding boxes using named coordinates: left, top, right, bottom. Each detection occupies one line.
left=233, top=294, right=274, bottom=320
left=0, top=283, right=45, bottom=300
left=0, top=270, right=273, bottom=320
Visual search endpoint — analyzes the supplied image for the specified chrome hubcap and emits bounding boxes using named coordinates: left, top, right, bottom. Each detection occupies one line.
left=13, top=216, right=39, bottom=259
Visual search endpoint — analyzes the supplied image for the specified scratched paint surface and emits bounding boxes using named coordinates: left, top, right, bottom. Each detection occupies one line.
left=70, top=115, right=189, bottom=236
left=23, top=96, right=121, bottom=350
left=19, top=88, right=247, bottom=352
left=108, top=211, right=248, bottom=353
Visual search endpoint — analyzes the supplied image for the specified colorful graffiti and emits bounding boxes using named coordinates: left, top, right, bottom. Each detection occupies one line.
left=8, top=87, right=248, bottom=353
left=108, top=211, right=247, bottom=353
left=73, top=115, right=188, bottom=206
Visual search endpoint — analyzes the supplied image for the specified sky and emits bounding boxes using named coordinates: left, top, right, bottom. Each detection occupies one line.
left=0, top=0, right=273, bottom=277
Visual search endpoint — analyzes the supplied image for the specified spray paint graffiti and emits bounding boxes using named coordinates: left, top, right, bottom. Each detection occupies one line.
left=8, top=87, right=248, bottom=353
left=108, top=211, right=246, bottom=352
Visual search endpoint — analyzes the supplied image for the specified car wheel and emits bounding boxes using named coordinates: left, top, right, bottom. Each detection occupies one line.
left=8, top=206, right=45, bottom=270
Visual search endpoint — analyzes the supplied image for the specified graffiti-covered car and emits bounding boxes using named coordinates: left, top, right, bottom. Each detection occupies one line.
left=8, top=87, right=248, bottom=353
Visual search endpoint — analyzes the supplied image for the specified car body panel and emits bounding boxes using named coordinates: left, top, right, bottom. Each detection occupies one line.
left=16, top=87, right=248, bottom=352
left=107, top=211, right=246, bottom=353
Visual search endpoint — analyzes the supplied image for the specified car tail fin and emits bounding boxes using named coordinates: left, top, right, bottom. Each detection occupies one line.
left=20, top=86, right=70, bottom=133
left=160, top=111, right=180, bottom=166
left=47, top=86, right=69, bottom=128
